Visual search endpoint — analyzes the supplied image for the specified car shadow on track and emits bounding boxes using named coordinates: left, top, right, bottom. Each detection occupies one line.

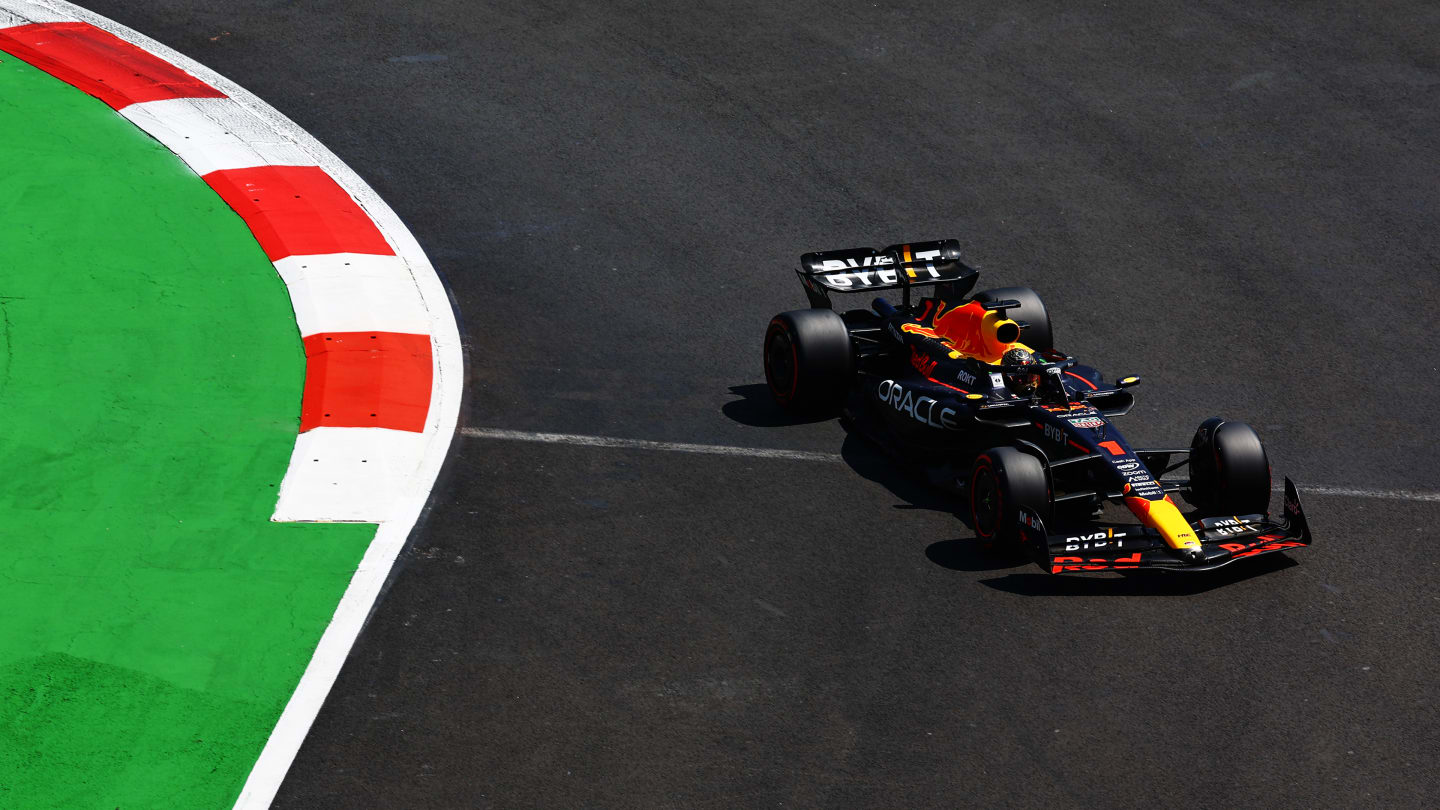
left=721, top=386, right=1017, bottom=571
left=722, top=384, right=836, bottom=427
left=836, top=432, right=1022, bottom=573
left=923, top=539, right=1029, bottom=573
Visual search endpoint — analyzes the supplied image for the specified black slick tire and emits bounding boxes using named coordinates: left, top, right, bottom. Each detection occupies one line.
left=1188, top=418, right=1271, bottom=515
left=974, top=286, right=1053, bottom=351
left=969, top=446, right=1050, bottom=552
left=763, top=309, right=853, bottom=416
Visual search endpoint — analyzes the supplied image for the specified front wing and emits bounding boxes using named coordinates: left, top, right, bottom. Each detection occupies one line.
left=1018, top=478, right=1313, bottom=574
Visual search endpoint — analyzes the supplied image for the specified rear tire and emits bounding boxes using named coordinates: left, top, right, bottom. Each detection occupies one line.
left=763, top=309, right=853, bottom=416
left=974, top=286, right=1053, bottom=351
left=969, top=446, right=1050, bottom=551
left=1188, top=418, right=1271, bottom=515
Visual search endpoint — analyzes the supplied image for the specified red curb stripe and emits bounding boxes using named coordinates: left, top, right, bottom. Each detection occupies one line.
left=204, top=166, right=395, bottom=262
left=0, top=21, right=225, bottom=109
left=300, top=332, right=432, bottom=433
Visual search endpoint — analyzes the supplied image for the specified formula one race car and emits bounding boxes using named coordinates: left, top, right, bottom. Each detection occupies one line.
left=762, top=238, right=1312, bottom=574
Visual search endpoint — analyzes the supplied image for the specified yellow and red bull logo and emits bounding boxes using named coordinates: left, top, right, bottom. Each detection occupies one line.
left=900, top=299, right=1028, bottom=364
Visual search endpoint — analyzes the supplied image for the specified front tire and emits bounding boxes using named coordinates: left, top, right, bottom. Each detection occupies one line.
left=969, top=446, right=1051, bottom=550
left=974, top=286, right=1053, bottom=351
left=763, top=309, right=853, bottom=416
left=1188, top=418, right=1271, bottom=515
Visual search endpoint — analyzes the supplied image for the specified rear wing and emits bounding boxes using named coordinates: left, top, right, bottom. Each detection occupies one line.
left=797, top=238, right=979, bottom=309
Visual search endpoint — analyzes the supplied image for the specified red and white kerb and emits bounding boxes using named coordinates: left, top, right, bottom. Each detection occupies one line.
left=0, top=3, right=461, bottom=805
left=0, top=11, right=455, bottom=523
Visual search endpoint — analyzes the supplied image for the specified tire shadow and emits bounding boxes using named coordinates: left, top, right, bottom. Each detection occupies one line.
left=837, top=430, right=1023, bottom=573
left=924, top=538, right=1028, bottom=573
left=837, top=431, right=955, bottom=514
left=721, top=384, right=834, bottom=427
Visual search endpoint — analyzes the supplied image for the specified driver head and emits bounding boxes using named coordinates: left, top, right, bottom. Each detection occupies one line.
left=1002, top=347, right=1040, bottom=396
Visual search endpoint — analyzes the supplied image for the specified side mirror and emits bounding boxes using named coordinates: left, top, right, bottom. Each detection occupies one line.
left=1117, top=375, right=1141, bottom=388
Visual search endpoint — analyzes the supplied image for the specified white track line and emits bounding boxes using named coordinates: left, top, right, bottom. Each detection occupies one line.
left=460, top=427, right=844, bottom=463
left=462, top=427, right=1440, bottom=504
left=1291, top=485, right=1440, bottom=503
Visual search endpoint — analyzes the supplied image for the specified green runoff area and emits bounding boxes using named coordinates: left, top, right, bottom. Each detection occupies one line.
left=0, top=55, right=375, bottom=807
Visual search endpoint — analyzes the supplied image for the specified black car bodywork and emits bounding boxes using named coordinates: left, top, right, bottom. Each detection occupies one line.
left=768, top=238, right=1312, bottom=574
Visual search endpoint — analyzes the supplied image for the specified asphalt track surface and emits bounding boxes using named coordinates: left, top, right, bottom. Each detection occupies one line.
left=80, top=2, right=1440, bottom=807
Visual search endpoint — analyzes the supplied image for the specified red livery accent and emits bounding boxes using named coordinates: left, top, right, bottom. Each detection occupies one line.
left=203, top=166, right=394, bottom=261
left=926, top=376, right=968, bottom=393
left=300, top=332, right=432, bottom=433
left=1221, top=538, right=1303, bottom=557
left=1050, top=551, right=1142, bottom=573
left=0, top=22, right=226, bottom=109
left=1064, top=370, right=1099, bottom=390
left=1098, top=440, right=1125, bottom=456
left=909, top=345, right=938, bottom=376
left=1228, top=540, right=1305, bottom=560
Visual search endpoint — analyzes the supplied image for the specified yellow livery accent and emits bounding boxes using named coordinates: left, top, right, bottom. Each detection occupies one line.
left=1125, top=495, right=1201, bottom=551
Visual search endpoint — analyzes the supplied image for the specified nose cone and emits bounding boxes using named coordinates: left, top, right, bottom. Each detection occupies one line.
left=1124, top=495, right=1201, bottom=553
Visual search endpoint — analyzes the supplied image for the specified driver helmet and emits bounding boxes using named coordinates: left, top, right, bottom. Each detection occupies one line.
left=1001, top=347, right=1040, bottom=396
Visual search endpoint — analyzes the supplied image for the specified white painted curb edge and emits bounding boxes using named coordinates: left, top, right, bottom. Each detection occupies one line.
left=0, top=3, right=464, bottom=808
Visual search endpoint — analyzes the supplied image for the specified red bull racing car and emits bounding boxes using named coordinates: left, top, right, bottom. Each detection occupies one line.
left=762, top=238, right=1312, bottom=574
